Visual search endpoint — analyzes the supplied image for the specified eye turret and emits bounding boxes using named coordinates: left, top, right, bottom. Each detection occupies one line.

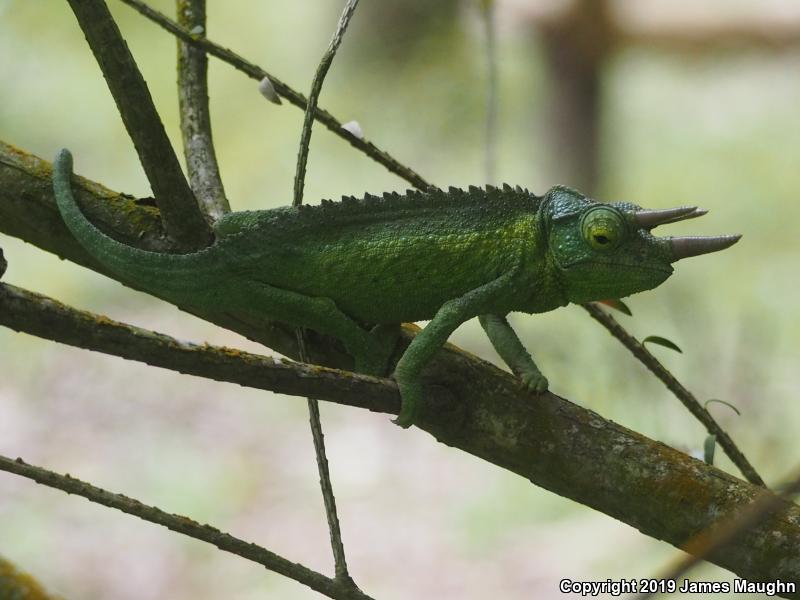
left=580, top=206, right=624, bottom=251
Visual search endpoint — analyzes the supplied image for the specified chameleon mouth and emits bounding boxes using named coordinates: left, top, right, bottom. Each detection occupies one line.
left=558, top=259, right=672, bottom=275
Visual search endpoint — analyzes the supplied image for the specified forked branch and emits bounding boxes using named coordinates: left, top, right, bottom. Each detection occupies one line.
left=66, top=0, right=212, bottom=247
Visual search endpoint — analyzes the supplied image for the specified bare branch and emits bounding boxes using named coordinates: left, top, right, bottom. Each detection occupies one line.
left=116, top=0, right=436, bottom=192
left=582, top=303, right=766, bottom=487
left=0, top=281, right=397, bottom=415
left=66, top=0, right=212, bottom=248
left=176, top=0, right=229, bottom=220
left=0, top=454, right=375, bottom=600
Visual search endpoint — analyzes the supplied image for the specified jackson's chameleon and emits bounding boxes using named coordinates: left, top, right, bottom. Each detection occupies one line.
left=52, top=149, right=740, bottom=427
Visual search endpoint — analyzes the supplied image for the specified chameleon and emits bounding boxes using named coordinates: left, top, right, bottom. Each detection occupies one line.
left=52, top=149, right=740, bottom=427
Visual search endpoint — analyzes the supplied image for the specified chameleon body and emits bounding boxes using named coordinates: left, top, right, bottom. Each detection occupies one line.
left=52, top=149, right=740, bottom=427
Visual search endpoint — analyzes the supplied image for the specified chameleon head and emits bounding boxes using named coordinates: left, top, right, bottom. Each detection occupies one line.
left=545, top=186, right=741, bottom=304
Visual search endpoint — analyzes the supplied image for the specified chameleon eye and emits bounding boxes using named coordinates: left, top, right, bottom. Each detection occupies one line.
left=581, top=206, right=624, bottom=251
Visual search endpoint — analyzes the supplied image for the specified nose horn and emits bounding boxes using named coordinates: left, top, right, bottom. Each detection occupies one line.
left=670, top=235, right=742, bottom=261
left=635, top=206, right=707, bottom=229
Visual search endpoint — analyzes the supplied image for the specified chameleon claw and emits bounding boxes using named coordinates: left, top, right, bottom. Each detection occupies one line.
left=392, top=408, right=415, bottom=429
left=393, top=377, right=421, bottom=428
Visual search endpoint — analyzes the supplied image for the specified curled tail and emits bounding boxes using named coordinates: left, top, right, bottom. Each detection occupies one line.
left=53, top=149, right=216, bottom=297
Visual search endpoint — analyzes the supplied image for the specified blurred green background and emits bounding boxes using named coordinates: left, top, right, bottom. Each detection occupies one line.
left=1, top=0, right=799, bottom=598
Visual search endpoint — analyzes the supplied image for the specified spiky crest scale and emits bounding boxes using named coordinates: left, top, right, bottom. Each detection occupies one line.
left=216, top=185, right=539, bottom=239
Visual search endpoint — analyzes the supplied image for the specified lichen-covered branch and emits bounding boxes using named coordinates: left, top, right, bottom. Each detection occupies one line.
left=638, top=469, right=800, bottom=600
left=2, top=141, right=797, bottom=596
left=176, top=0, right=229, bottom=220
left=117, top=0, right=436, bottom=192
left=66, top=0, right=211, bottom=248
left=0, top=456, right=375, bottom=600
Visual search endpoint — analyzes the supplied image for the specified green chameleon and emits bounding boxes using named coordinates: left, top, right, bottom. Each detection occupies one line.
left=53, top=149, right=739, bottom=427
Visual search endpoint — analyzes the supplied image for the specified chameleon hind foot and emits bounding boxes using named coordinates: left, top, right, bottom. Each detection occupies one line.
left=353, top=324, right=400, bottom=377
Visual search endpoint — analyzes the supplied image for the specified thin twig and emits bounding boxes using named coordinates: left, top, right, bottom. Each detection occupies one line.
left=66, top=0, right=211, bottom=248
left=0, top=454, right=375, bottom=600
left=117, top=0, right=436, bottom=192
left=176, top=0, right=230, bottom=220
left=0, top=281, right=399, bottom=415
left=293, top=0, right=360, bottom=206
left=481, top=0, right=498, bottom=184
left=292, top=0, right=361, bottom=585
left=635, top=468, right=800, bottom=600
left=582, top=303, right=766, bottom=487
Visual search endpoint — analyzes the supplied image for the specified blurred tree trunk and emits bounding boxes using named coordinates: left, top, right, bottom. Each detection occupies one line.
left=538, top=0, right=615, bottom=196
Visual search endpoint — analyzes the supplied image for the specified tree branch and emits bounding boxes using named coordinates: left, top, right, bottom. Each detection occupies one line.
left=66, top=0, right=212, bottom=248
left=116, top=0, right=436, bottom=192
left=0, top=280, right=398, bottom=413
left=176, top=0, right=229, bottom=220
left=638, top=468, right=800, bottom=600
left=0, top=455, right=375, bottom=600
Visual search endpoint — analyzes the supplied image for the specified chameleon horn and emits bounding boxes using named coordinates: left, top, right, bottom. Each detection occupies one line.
left=670, top=235, right=742, bottom=261
left=635, top=206, right=706, bottom=229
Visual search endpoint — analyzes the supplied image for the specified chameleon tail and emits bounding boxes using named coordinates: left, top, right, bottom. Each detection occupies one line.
left=52, top=149, right=215, bottom=297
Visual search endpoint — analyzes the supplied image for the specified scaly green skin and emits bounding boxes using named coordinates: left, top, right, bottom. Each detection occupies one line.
left=52, top=149, right=739, bottom=427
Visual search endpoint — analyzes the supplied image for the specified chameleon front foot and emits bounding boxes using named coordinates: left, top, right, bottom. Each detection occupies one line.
left=519, top=370, right=549, bottom=394
left=392, top=379, right=422, bottom=429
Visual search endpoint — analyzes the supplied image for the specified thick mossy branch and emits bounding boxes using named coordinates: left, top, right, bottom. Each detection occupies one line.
left=0, top=140, right=306, bottom=363
left=66, top=0, right=211, bottom=248
left=1, top=142, right=799, bottom=595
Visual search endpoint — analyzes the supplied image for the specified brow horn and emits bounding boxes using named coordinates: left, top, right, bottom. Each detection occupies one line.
left=635, top=206, right=707, bottom=229
left=670, top=235, right=742, bottom=261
